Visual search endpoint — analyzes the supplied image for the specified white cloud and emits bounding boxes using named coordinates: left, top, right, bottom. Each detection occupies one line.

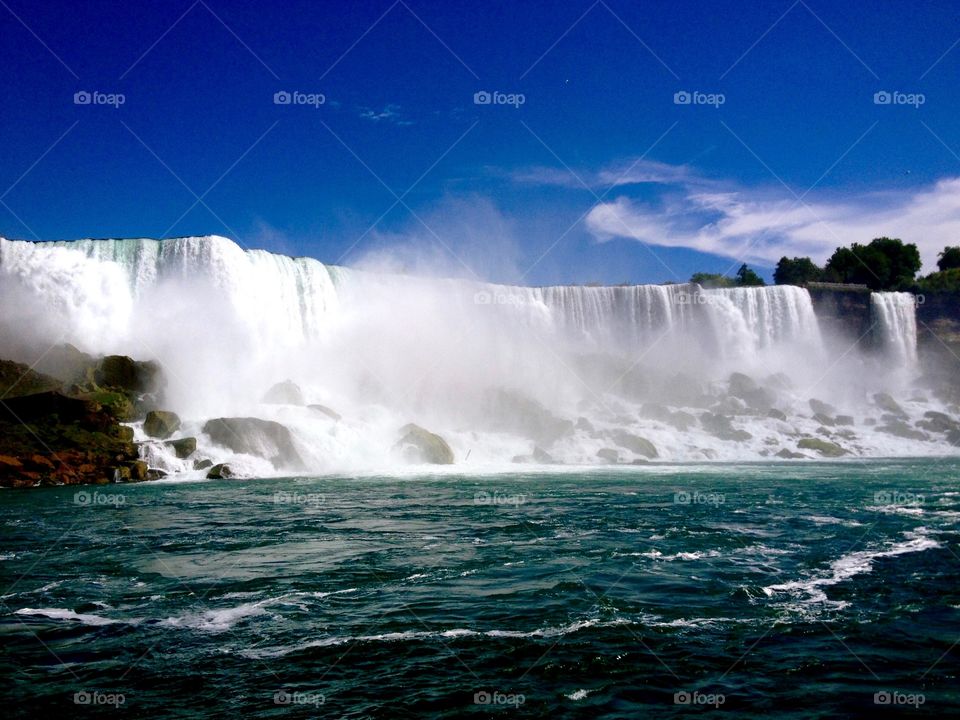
left=584, top=173, right=960, bottom=271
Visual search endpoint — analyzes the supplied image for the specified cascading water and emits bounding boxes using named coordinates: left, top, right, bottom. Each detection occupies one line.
left=870, top=292, right=919, bottom=367
left=0, top=235, right=948, bottom=472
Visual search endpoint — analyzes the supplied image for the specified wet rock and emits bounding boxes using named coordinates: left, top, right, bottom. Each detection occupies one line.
left=813, top=413, right=835, bottom=426
left=596, top=448, right=620, bottom=463
left=0, top=359, right=62, bottom=399
left=166, top=437, right=197, bottom=459
left=94, top=355, right=161, bottom=394
left=144, top=411, right=181, bottom=440
left=575, top=417, right=595, bottom=432
left=728, top=372, right=775, bottom=411
left=873, top=392, right=906, bottom=418
left=776, top=448, right=807, bottom=459
left=809, top=398, right=836, bottom=416
left=395, top=423, right=454, bottom=465
left=700, top=412, right=752, bottom=442
left=482, top=389, right=574, bottom=444
left=610, top=430, right=658, bottom=459
left=877, top=420, right=929, bottom=441
left=194, top=459, right=213, bottom=471
left=835, top=415, right=855, bottom=426
left=206, top=463, right=233, bottom=479
left=767, top=408, right=787, bottom=422
left=512, top=446, right=556, bottom=464
left=263, top=380, right=305, bottom=406
left=146, top=468, right=168, bottom=481
left=916, top=411, right=958, bottom=434
left=203, top=417, right=305, bottom=469
left=797, top=438, right=848, bottom=457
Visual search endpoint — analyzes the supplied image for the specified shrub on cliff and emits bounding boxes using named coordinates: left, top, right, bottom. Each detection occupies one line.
left=774, top=257, right=823, bottom=285
left=824, top=237, right=921, bottom=290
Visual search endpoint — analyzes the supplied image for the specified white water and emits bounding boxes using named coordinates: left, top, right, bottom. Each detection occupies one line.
left=871, top=291, right=919, bottom=367
left=0, top=235, right=940, bottom=474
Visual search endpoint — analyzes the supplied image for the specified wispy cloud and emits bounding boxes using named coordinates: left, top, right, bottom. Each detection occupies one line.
left=358, top=103, right=414, bottom=126
left=515, top=156, right=960, bottom=271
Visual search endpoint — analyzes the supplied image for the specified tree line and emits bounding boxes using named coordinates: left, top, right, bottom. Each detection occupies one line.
left=689, top=238, right=960, bottom=292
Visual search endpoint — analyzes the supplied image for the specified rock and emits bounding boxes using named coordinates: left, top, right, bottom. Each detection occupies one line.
left=877, top=420, right=929, bottom=441
left=482, top=389, right=574, bottom=444
left=113, top=425, right=135, bottom=442
left=669, top=410, right=697, bottom=431
left=206, top=463, right=233, bottom=479
left=395, top=423, right=455, bottom=464
left=166, top=437, right=197, bottom=459
left=947, top=428, right=960, bottom=447
left=714, top=396, right=750, bottom=416
left=81, top=389, right=137, bottom=421
left=194, top=459, right=213, bottom=471
left=513, top=446, right=556, bottom=464
left=700, top=412, right=752, bottom=442
left=0, top=359, right=62, bottom=399
left=809, top=399, right=836, bottom=416
left=729, top=373, right=774, bottom=411
left=202, top=417, right=305, bottom=469
left=308, top=404, right=341, bottom=421
left=813, top=413, right=835, bottom=426
left=863, top=417, right=877, bottom=426
left=146, top=468, right=168, bottom=481
left=33, top=344, right=96, bottom=387
left=596, top=448, right=620, bottom=463
left=916, top=411, right=958, bottom=434
left=873, top=392, right=906, bottom=417
left=144, top=411, right=181, bottom=440
left=263, top=380, right=305, bottom=406
left=610, top=430, right=658, bottom=459
left=94, top=355, right=161, bottom=394
left=767, top=408, right=787, bottom=421
left=575, top=417, right=595, bottom=432
left=765, top=373, right=793, bottom=390
left=776, top=448, right=807, bottom=459
left=641, top=403, right=696, bottom=430
left=797, top=438, right=848, bottom=457
left=118, top=460, right=149, bottom=482
left=835, top=415, right=855, bottom=426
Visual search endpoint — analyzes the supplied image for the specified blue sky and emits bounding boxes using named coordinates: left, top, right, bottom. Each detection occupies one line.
left=1, top=0, right=959, bottom=284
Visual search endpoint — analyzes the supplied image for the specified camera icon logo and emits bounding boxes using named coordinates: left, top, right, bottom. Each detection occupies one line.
left=474, top=91, right=492, bottom=105
left=673, top=91, right=692, bottom=105
left=273, top=91, right=292, bottom=105
left=874, top=91, right=892, bottom=105
left=273, top=690, right=291, bottom=705
left=74, top=91, right=92, bottom=105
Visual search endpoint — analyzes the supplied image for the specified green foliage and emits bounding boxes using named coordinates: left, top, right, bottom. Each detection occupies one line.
left=736, top=263, right=766, bottom=286
left=773, top=256, right=823, bottom=285
left=823, top=237, right=920, bottom=290
left=690, top=272, right=736, bottom=288
left=937, top=246, right=960, bottom=272
left=917, top=267, right=960, bottom=292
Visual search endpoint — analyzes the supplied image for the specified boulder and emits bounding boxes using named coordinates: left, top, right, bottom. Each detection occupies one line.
left=873, top=392, right=906, bottom=418
left=797, top=438, right=848, bottom=457
left=207, top=463, right=233, bottom=479
left=813, top=413, right=835, bottom=426
left=308, top=404, right=341, bottom=421
left=263, top=380, right=305, bottom=406
left=166, top=437, right=197, bottom=459
left=596, top=448, right=620, bottom=463
left=877, top=420, right=929, bottom=441
left=835, top=415, right=855, bottom=426
left=575, top=417, right=595, bottom=432
left=144, top=411, right=181, bottom=439
left=610, top=430, right=658, bottom=459
left=0, top=359, right=62, bottom=399
left=729, top=373, right=774, bottom=411
left=194, top=459, right=213, bottom=471
left=202, top=417, right=305, bottom=469
left=94, top=355, right=161, bottom=394
left=512, top=446, right=556, bottom=464
left=395, top=423, right=455, bottom=464
left=809, top=399, right=836, bottom=416
left=767, top=408, right=787, bottom=422
left=700, top=412, right=752, bottom=442
left=146, top=468, right=168, bottom=481
left=916, top=411, right=958, bottom=434
left=776, top=448, right=807, bottom=459
left=481, top=389, right=574, bottom=444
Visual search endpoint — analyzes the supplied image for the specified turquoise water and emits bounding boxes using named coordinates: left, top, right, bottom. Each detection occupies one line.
left=2, top=460, right=959, bottom=717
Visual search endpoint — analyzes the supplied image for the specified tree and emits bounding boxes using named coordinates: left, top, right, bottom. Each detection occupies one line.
left=823, top=237, right=920, bottom=291
left=938, top=246, right=960, bottom=272
left=690, top=272, right=735, bottom=288
left=773, top=256, right=823, bottom=285
left=735, top=263, right=766, bottom=286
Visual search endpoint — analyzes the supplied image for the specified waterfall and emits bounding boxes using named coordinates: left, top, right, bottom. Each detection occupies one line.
left=871, top=292, right=918, bottom=366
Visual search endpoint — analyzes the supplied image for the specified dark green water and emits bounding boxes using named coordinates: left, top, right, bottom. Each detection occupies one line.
left=2, top=460, right=959, bottom=718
